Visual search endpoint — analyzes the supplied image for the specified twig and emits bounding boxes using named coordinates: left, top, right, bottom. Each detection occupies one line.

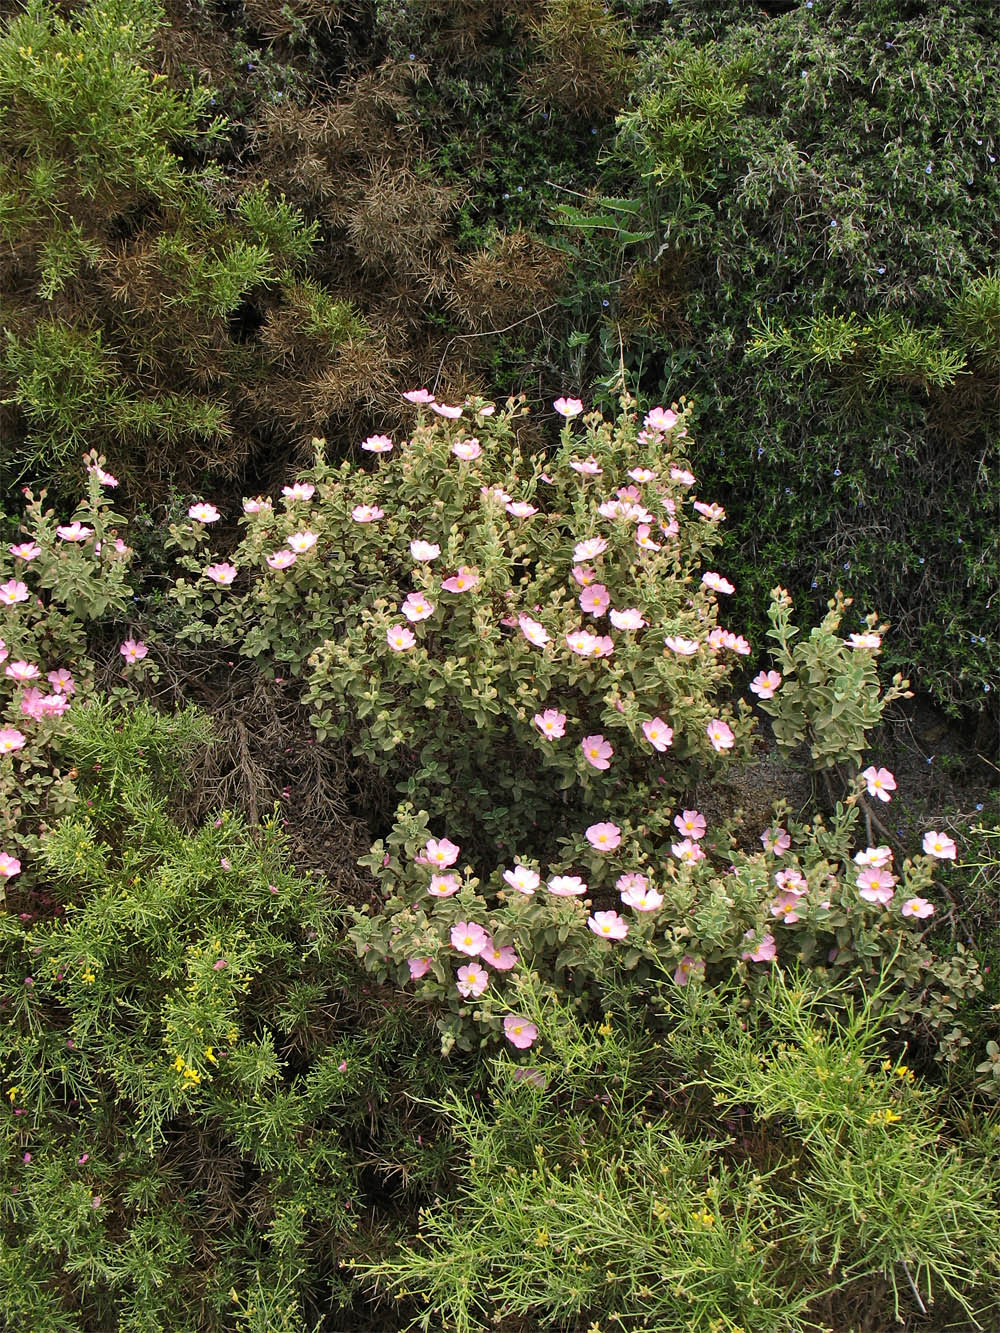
left=899, top=1260, right=927, bottom=1315
left=431, top=302, right=563, bottom=394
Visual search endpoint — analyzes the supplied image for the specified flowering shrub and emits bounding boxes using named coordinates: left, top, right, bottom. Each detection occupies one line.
left=0, top=452, right=135, bottom=914
left=167, top=394, right=754, bottom=850
left=349, top=783, right=982, bottom=1062
left=758, top=585, right=913, bottom=777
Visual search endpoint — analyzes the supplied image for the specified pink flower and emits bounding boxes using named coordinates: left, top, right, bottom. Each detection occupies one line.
left=410, top=540, right=441, bottom=561
left=609, top=607, right=645, bottom=630
left=20, top=688, right=45, bottom=721
left=775, top=868, right=807, bottom=896
left=571, top=565, right=597, bottom=587
left=616, top=872, right=648, bottom=895
left=692, top=501, right=725, bottom=520
left=480, top=935, right=518, bottom=970
left=620, top=884, right=663, bottom=911
left=0, top=580, right=29, bottom=606
left=570, top=456, right=602, bottom=475
left=441, top=566, right=479, bottom=593
left=386, top=625, right=416, bottom=652
left=671, top=468, right=696, bottom=487
left=579, top=584, right=610, bottom=617
left=352, top=505, right=384, bottom=523
left=593, top=635, right=614, bottom=658
left=547, top=875, right=587, bottom=897
left=642, top=717, right=673, bottom=752
left=285, top=530, right=317, bottom=551
left=671, top=839, right=705, bottom=865
left=741, top=931, right=777, bottom=963
left=266, top=550, right=297, bottom=570
left=408, top=956, right=433, bottom=979
left=6, top=661, right=40, bottom=682
left=456, top=963, right=488, bottom=997
left=629, top=467, right=656, bottom=483
left=428, top=873, right=460, bottom=897
left=573, top=537, right=608, bottom=562
left=862, top=766, right=896, bottom=802
left=506, top=501, right=538, bottom=518
left=922, top=831, right=957, bottom=860
left=581, top=734, right=613, bottom=770
left=204, top=563, right=237, bottom=585
left=674, top=955, right=704, bottom=986
left=0, top=852, right=21, bottom=878
left=47, top=669, right=75, bottom=695
left=88, top=464, right=118, bottom=486
left=635, top=524, right=661, bottom=550
left=707, top=719, right=735, bottom=752
left=503, top=865, right=540, bottom=895
left=857, top=868, right=896, bottom=905
left=451, top=921, right=488, bottom=955
left=362, top=434, right=394, bottom=453
left=503, top=1015, right=538, bottom=1049
left=403, top=388, right=435, bottom=404
left=566, top=629, right=599, bottom=657
left=750, top=670, right=782, bottom=699
left=901, top=897, right=934, bottom=919
left=120, top=639, right=148, bottom=664
left=664, top=635, right=699, bottom=656
left=702, top=571, right=735, bottom=595
left=402, top=592, right=435, bottom=622
left=243, top=497, right=271, bottom=514
left=426, top=838, right=460, bottom=868
left=0, top=728, right=27, bottom=753
left=40, top=693, right=69, bottom=718
left=847, top=633, right=882, bottom=651
left=519, top=614, right=549, bottom=647
left=674, top=810, right=706, bottom=840
left=9, top=543, right=40, bottom=561
left=431, top=402, right=463, bottom=418
left=481, top=485, right=512, bottom=504
left=854, top=845, right=893, bottom=868
left=476, top=402, right=496, bottom=417
left=644, top=406, right=678, bottom=432
left=56, top=522, right=93, bottom=542
left=770, top=893, right=802, bottom=924
left=533, top=709, right=566, bottom=740
left=588, top=910, right=629, bottom=940
left=282, top=482, right=315, bottom=500
left=585, top=821, right=621, bottom=852
left=188, top=503, right=220, bottom=523
left=553, top=396, right=584, bottom=417
left=761, top=826, right=791, bottom=855
left=452, top=438, right=482, bottom=461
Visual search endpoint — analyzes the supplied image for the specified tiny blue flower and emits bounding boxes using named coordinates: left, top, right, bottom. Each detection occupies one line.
left=602, top=299, right=609, bottom=307
left=829, top=220, right=838, bottom=228
left=925, top=164, right=933, bottom=174
left=918, top=556, right=925, bottom=564
left=833, top=468, right=841, bottom=477
left=976, top=803, right=985, bottom=811
left=811, top=580, right=818, bottom=589
left=877, top=265, right=886, bottom=274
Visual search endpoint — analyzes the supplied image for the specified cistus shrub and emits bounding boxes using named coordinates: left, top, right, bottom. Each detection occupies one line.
left=166, top=394, right=754, bottom=853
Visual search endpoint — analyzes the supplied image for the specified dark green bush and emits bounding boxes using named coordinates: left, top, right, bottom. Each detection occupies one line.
left=589, top=0, right=1000, bottom=717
